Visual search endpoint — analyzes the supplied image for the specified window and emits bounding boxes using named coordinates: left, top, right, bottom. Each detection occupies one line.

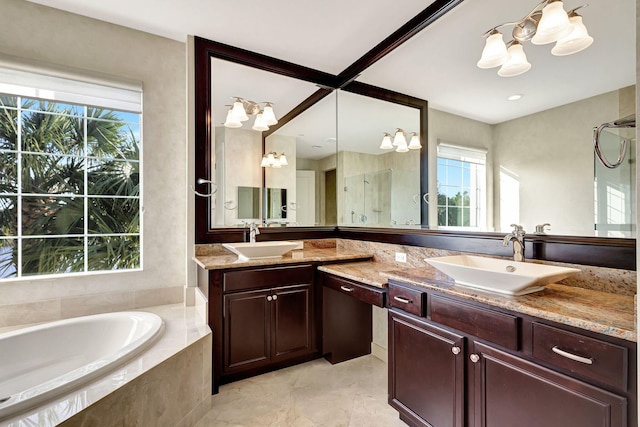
left=0, top=64, right=142, bottom=280
left=437, top=142, right=486, bottom=229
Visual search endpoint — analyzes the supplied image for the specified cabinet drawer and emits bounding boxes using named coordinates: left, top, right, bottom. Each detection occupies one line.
left=388, top=282, right=425, bottom=317
left=224, top=264, right=313, bottom=292
left=532, top=322, right=628, bottom=391
left=323, top=274, right=386, bottom=307
left=430, top=295, right=519, bottom=351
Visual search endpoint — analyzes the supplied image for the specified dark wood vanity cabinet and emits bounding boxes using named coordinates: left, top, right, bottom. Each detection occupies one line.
left=206, top=264, right=319, bottom=392
left=388, top=280, right=637, bottom=427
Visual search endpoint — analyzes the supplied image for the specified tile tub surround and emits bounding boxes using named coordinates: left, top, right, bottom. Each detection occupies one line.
left=0, top=285, right=184, bottom=329
left=336, top=239, right=637, bottom=296
left=0, top=304, right=211, bottom=427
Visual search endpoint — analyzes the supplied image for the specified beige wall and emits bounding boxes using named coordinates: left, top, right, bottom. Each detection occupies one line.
left=0, top=0, right=187, bottom=325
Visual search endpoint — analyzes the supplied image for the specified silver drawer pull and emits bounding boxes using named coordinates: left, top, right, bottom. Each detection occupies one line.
left=340, top=286, right=354, bottom=292
left=551, top=346, right=594, bottom=365
left=393, top=296, right=412, bottom=304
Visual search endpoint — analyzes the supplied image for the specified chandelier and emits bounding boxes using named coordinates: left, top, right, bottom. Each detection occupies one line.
left=260, top=152, right=288, bottom=168
left=477, top=0, right=593, bottom=77
left=224, top=97, right=278, bottom=131
left=380, top=129, right=421, bottom=152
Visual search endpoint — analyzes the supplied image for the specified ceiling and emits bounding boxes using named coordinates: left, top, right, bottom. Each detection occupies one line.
left=28, top=0, right=636, bottom=137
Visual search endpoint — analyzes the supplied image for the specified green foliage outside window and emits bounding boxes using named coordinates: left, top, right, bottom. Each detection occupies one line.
left=0, top=96, right=141, bottom=279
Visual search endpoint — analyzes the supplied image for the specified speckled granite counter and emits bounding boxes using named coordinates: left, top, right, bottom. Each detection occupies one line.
left=319, top=261, right=636, bottom=342
left=193, top=247, right=374, bottom=270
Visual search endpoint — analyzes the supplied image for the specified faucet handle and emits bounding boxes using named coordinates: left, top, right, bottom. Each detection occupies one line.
left=510, top=224, right=524, bottom=232
left=535, top=223, right=550, bottom=234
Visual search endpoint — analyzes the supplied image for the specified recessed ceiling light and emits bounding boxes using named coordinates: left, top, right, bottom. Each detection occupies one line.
left=311, top=145, right=322, bottom=149
left=507, top=94, right=523, bottom=101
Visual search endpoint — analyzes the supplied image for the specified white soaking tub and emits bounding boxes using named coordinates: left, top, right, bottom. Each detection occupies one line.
left=0, top=311, right=164, bottom=420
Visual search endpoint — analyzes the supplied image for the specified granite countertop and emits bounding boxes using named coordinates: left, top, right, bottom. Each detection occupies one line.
left=320, top=261, right=636, bottom=342
left=193, top=247, right=374, bottom=270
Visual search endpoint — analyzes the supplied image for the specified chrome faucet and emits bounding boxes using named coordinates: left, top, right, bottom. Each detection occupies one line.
left=503, top=224, right=525, bottom=262
left=249, top=222, right=260, bottom=243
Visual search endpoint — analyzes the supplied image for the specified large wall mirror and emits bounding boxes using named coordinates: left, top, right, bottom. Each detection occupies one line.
left=356, top=0, right=636, bottom=238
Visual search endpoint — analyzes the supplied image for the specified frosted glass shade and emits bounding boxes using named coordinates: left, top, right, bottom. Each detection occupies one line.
left=380, top=133, right=393, bottom=149
left=531, top=1, right=571, bottom=45
left=477, top=31, right=508, bottom=68
left=252, top=113, right=269, bottom=131
left=551, top=15, right=593, bottom=56
left=262, top=105, right=278, bottom=125
left=230, top=100, right=249, bottom=122
left=498, top=42, right=532, bottom=77
left=393, top=130, right=407, bottom=147
left=279, top=153, right=288, bottom=166
left=395, top=142, right=409, bottom=153
left=224, top=109, right=242, bottom=128
left=260, top=156, right=269, bottom=167
left=408, top=133, right=422, bottom=149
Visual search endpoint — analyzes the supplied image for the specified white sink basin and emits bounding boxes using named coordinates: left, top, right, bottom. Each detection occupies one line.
left=424, top=255, right=580, bottom=295
left=223, top=241, right=300, bottom=261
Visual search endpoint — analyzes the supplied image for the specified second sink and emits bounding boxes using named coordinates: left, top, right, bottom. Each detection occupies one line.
left=223, top=241, right=300, bottom=261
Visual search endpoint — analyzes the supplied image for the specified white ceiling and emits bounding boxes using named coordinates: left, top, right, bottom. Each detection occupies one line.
left=29, top=0, right=636, bottom=146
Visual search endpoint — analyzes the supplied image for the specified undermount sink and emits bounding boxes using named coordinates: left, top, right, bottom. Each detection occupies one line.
left=424, top=255, right=580, bottom=296
left=222, top=241, right=300, bottom=261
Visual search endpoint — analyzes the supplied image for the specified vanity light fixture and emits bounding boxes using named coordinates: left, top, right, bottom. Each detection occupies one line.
left=260, top=152, right=288, bottom=168
left=224, top=97, right=278, bottom=131
left=477, top=1, right=593, bottom=77
left=380, top=129, right=421, bottom=152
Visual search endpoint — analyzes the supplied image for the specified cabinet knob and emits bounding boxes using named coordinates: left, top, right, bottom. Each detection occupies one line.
left=272, top=294, right=278, bottom=300
left=266, top=296, right=273, bottom=301
left=451, top=346, right=461, bottom=355
left=469, top=353, right=480, bottom=363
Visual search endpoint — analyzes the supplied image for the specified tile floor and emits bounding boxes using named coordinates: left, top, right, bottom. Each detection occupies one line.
left=194, top=355, right=407, bottom=427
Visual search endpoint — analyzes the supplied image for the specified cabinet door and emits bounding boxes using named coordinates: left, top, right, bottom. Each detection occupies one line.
left=272, top=284, right=314, bottom=362
left=223, top=289, right=271, bottom=373
left=471, top=340, right=627, bottom=427
left=389, top=310, right=465, bottom=427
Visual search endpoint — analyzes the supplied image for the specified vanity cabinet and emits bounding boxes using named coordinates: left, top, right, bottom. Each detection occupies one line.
left=206, top=264, right=319, bottom=392
left=388, top=280, right=637, bottom=427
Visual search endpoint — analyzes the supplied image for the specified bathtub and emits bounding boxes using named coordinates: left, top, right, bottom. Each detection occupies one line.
left=0, top=311, right=164, bottom=420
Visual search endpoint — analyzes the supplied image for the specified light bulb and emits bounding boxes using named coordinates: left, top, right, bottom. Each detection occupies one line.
left=224, top=109, right=242, bottom=128
left=262, top=104, right=278, bottom=126
left=230, top=100, right=249, bottom=122
left=531, top=0, right=571, bottom=45
left=551, top=14, right=593, bottom=56
left=498, top=42, right=532, bottom=77
left=477, top=30, right=508, bottom=69
left=252, top=112, right=269, bottom=132
left=408, top=133, right=422, bottom=149
left=380, top=133, right=393, bottom=149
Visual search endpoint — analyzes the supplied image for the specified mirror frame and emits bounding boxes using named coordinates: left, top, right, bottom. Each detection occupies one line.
left=193, top=0, right=636, bottom=270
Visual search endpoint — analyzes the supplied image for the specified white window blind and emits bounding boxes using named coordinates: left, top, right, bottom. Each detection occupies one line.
left=0, top=54, right=142, bottom=113
left=437, top=141, right=487, bottom=164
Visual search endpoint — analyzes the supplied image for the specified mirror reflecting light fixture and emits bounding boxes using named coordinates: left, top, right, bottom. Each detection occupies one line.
left=261, top=152, right=288, bottom=168
left=380, top=129, right=420, bottom=152
left=477, top=1, right=592, bottom=77
left=224, top=97, right=278, bottom=131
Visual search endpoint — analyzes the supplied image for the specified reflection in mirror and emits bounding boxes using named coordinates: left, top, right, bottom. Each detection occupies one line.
left=237, top=186, right=260, bottom=220
left=264, top=188, right=287, bottom=222
left=265, top=92, right=338, bottom=226
left=336, top=90, right=421, bottom=228
left=209, top=57, right=321, bottom=227
left=355, top=0, right=636, bottom=238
